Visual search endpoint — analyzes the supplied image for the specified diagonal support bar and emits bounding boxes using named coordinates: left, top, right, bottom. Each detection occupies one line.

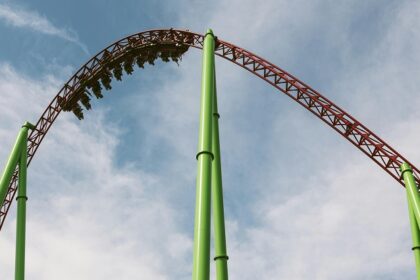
left=192, top=29, right=215, bottom=280
left=0, top=122, right=34, bottom=206
left=0, top=121, right=34, bottom=280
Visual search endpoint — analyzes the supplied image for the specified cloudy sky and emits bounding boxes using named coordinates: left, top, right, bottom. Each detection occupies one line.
left=0, top=0, right=420, bottom=279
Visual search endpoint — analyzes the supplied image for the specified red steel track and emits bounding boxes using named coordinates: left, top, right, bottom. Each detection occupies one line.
left=1, top=29, right=419, bottom=231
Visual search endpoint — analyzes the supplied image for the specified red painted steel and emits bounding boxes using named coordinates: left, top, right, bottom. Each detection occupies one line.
left=0, top=29, right=418, bottom=231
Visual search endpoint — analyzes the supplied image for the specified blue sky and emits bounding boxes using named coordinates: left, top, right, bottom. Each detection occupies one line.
left=0, top=0, right=420, bottom=279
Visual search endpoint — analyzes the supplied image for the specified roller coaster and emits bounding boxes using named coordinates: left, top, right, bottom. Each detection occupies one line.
left=1, top=28, right=420, bottom=279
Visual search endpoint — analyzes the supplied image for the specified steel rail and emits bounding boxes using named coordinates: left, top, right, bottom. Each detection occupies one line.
left=1, top=28, right=418, bottom=231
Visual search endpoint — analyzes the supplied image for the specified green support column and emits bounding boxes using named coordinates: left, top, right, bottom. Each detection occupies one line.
left=211, top=75, right=229, bottom=280
left=401, top=163, right=420, bottom=225
left=15, top=123, right=32, bottom=280
left=0, top=123, right=34, bottom=206
left=15, top=122, right=33, bottom=280
left=192, top=29, right=215, bottom=280
left=407, top=200, right=420, bottom=279
left=401, top=162, right=420, bottom=279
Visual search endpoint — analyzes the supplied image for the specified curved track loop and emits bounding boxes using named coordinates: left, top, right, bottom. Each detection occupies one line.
left=1, top=29, right=419, bottom=231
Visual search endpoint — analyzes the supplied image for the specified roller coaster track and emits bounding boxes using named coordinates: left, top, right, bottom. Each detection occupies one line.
left=1, top=29, right=419, bottom=231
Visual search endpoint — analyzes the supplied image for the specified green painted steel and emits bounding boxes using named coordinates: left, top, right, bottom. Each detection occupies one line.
left=401, top=162, right=420, bottom=279
left=0, top=122, right=33, bottom=280
left=401, top=163, right=420, bottom=227
left=211, top=75, right=229, bottom=280
left=192, top=29, right=215, bottom=280
left=0, top=122, right=33, bottom=206
left=15, top=123, right=31, bottom=280
left=407, top=199, right=420, bottom=279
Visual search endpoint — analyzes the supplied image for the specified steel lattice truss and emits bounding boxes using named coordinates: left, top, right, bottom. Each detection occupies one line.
left=1, top=29, right=419, bottom=231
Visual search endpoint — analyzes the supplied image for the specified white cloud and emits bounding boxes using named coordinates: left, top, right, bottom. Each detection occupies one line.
left=139, top=0, right=420, bottom=278
left=0, top=3, right=88, bottom=54
left=1, top=0, right=420, bottom=279
left=0, top=64, right=192, bottom=279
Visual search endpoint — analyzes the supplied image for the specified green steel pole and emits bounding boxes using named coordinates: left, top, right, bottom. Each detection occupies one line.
left=211, top=74, right=229, bottom=280
left=192, top=29, right=215, bottom=280
left=401, top=163, right=420, bottom=228
left=15, top=123, right=32, bottom=280
left=407, top=199, right=420, bottom=279
left=0, top=122, right=34, bottom=206
left=401, top=162, right=420, bottom=279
